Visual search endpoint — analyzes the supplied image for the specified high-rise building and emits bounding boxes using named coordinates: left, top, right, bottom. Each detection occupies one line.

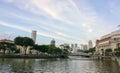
left=88, top=40, right=93, bottom=49
left=70, top=43, right=79, bottom=53
left=80, top=44, right=88, bottom=51
left=50, top=39, right=55, bottom=46
left=71, top=44, right=74, bottom=48
left=31, top=30, right=37, bottom=43
left=75, top=43, right=77, bottom=48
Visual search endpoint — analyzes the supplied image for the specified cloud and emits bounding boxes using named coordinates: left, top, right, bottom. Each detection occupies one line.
left=0, top=20, right=79, bottom=42
left=0, top=21, right=31, bottom=32
left=109, top=0, right=120, bottom=17
left=8, top=0, right=97, bottom=32
left=1, top=0, right=108, bottom=44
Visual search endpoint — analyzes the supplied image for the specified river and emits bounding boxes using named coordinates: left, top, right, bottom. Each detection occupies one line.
left=0, top=56, right=120, bottom=73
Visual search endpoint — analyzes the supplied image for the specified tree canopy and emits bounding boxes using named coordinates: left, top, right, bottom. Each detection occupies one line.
left=14, top=36, right=34, bottom=54
left=14, top=36, right=34, bottom=47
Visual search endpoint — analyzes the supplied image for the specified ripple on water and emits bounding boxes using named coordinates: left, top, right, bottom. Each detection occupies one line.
left=0, top=58, right=120, bottom=73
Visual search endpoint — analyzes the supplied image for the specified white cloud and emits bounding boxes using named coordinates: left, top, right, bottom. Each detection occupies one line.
left=1, top=0, right=108, bottom=44
left=0, top=21, right=31, bottom=32
left=109, top=0, right=120, bottom=17
left=0, top=20, right=76, bottom=42
left=2, top=0, right=98, bottom=27
left=88, top=29, right=93, bottom=33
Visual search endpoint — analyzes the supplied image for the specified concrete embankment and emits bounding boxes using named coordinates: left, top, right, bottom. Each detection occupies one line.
left=0, top=54, right=68, bottom=59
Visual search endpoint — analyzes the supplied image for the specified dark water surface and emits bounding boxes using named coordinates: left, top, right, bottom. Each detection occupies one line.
left=0, top=57, right=120, bottom=73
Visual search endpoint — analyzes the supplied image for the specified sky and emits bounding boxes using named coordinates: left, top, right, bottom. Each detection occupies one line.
left=0, top=0, right=120, bottom=46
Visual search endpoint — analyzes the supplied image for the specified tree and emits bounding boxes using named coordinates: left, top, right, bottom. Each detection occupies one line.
left=32, top=45, right=62, bottom=54
left=9, top=44, right=17, bottom=53
left=0, top=42, right=8, bottom=54
left=47, top=45, right=62, bottom=54
left=105, top=49, right=112, bottom=56
left=39, top=45, right=49, bottom=53
left=0, top=42, right=17, bottom=54
left=114, top=47, right=120, bottom=56
left=5, top=43, right=16, bottom=54
left=83, top=48, right=95, bottom=54
left=14, top=36, right=34, bottom=54
left=60, top=44, right=70, bottom=54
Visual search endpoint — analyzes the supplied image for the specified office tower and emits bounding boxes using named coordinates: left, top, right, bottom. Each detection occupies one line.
left=81, top=44, right=88, bottom=51
left=88, top=40, right=93, bottom=49
left=71, top=44, right=74, bottom=48
left=31, top=30, right=37, bottom=43
left=75, top=43, right=77, bottom=48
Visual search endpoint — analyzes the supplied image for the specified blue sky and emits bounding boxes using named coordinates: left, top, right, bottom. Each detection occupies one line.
left=0, top=0, right=120, bottom=45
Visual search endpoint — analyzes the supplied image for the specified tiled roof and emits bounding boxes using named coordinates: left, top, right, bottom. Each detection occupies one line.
left=96, top=37, right=111, bottom=43
left=0, top=39, right=13, bottom=43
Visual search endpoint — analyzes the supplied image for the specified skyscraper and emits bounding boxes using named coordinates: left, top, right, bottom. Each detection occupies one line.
left=80, top=44, right=88, bottom=51
left=50, top=39, right=55, bottom=46
left=31, top=30, right=37, bottom=43
left=71, top=44, right=74, bottom=48
left=75, top=43, right=77, bottom=48
left=88, top=40, right=93, bottom=49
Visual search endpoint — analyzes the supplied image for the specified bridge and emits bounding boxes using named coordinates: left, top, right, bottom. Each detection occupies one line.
left=69, top=53, right=91, bottom=57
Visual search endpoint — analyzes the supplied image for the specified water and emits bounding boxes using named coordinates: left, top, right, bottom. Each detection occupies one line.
left=0, top=56, right=120, bottom=73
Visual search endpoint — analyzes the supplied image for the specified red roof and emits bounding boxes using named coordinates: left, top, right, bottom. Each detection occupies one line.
left=96, top=37, right=111, bottom=43
left=0, top=39, right=13, bottom=43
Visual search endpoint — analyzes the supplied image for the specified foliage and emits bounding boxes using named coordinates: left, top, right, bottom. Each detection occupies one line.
left=59, top=44, right=70, bottom=54
left=105, top=49, right=112, bottom=53
left=0, top=42, right=8, bottom=54
left=105, top=48, right=112, bottom=56
left=62, top=49, right=69, bottom=54
left=48, top=45, right=62, bottom=54
left=84, top=48, right=95, bottom=53
left=0, top=42, right=17, bottom=54
left=32, top=44, right=62, bottom=54
left=14, top=36, right=34, bottom=54
left=114, top=47, right=120, bottom=56
left=14, top=36, right=34, bottom=47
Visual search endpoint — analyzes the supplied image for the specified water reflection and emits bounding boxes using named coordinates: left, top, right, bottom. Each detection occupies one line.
left=0, top=58, right=120, bottom=73
left=94, top=60, right=120, bottom=73
left=0, top=58, right=35, bottom=72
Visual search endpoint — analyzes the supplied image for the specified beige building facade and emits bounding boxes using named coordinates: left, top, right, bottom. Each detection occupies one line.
left=95, top=29, right=120, bottom=55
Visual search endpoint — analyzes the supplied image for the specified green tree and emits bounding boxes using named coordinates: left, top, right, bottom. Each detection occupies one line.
left=60, top=44, right=70, bottom=54
left=14, top=36, right=34, bottom=54
left=114, top=47, right=120, bottom=56
left=84, top=48, right=95, bottom=54
left=105, top=49, right=112, bottom=56
left=39, top=45, right=49, bottom=53
left=0, top=42, right=8, bottom=54
left=32, top=44, right=62, bottom=54
left=0, top=42, right=17, bottom=54
left=9, top=44, right=17, bottom=53
left=6, top=43, right=16, bottom=54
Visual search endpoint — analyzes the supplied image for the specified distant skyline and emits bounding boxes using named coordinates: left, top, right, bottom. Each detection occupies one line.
left=0, top=0, right=120, bottom=45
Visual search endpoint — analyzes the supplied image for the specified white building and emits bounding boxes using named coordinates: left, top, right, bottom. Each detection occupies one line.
left=71, top=43, right=81, bottom=53
left=88, top=40, right=93, bottom=49
left=95, top=29, right=120, bottom=55
left=31, top=30, right=37, bottom=43
left=80, top=44, right=88, bottom=51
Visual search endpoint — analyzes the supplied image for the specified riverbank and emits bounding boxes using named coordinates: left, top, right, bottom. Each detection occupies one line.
left=0, top=54, right=68, bottom=59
